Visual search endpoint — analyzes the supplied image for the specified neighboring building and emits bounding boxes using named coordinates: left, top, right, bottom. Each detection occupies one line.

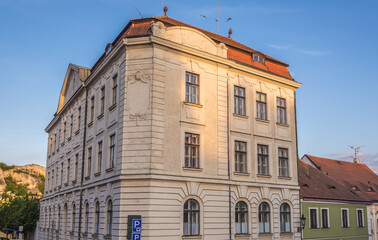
left=39, top=11, right=302, bottom=240
left=299, top=160, right=371, bottom=240
left=303, top=155, right=378, bottom=240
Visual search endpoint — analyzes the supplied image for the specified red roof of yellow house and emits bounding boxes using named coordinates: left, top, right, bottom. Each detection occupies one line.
left=92, top=16, right=294, bottom=80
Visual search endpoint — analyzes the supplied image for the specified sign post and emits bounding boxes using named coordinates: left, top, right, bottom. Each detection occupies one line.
left=131, top=219, right=142, bottom=240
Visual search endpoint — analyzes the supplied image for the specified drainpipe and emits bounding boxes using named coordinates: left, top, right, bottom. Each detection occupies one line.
left=78, top=80, right=88, bottom=240
left=226, top=71, right=232, bottom=240
left=294, top=91, right=302, bottom=239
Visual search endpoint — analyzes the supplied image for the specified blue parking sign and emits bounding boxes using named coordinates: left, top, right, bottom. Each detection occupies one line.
left=132, top=233, right=141, bottom=240
left=132, top=219, right=142, bottom=233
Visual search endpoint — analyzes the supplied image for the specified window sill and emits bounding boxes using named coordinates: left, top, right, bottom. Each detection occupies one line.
left=182, top=235, right=202, bottom=240
left=256, top=118, right=269, bottom=123
left=61, top=142, right=65, bottom=147
left=234, top=172, right=250, bottom=176
left=258, top=233, right=272, bottom=235
left=104, top=234, right=112, bottom=239
left=75, top=130, right=80, bottom=135
left=276, top=122, right=289, bottom=127
left=85, top=176, right=90, bottom=180
left=257, top=174, right=272, bottom=178
left=64, top=182, right=68, bottom=186
left=94, top=172, right=101, bottom=177
left=72, top=180, right=77, bottom=184
left=67, top=137, right=72, bottom=141
left=97, top=113, right=104, bottom=120
left=183, top=101, right=203, bottom=108
left=183, top=167, right=203, bottom=172
left=278, top=176, right=291, bottom=180
left=92, top=233, right=99, bottom=239
left=69, top=231, right=74, bottom=236
left=233, top=113, right=248, bottom=119
left=109, top=104, right=117, bottom=111
left=82, top=232, right=88, bottom=237
left=321, top=227, right=330, bottom=229
left=235, top=233, right=250, bottom=239
left=87, top=121, right=93, bottom=128
left=106, top=167, right=114, bottom=173
left=280, top=232, right=293, bottom=234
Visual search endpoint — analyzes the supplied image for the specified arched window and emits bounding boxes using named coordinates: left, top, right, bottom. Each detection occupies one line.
left=63, top=204, right=67, bottom=232
left=106, top=199, right=113, bottom=235
left=57, top=206, right=61, bottom=231
left=235, top=201, right=248, bottom=234
left=49, top=207, right=52, bottom=229
left=258, top=202, right=270, bottom=233
left=85, top=202, right=89, bottom=233
left=72, top=204, right=76, bottom=232
left=280, top=203, right=291, bottom=233
left=95, top=201, right=100, bottom=234
left=44, top=208, right=47, bottom=229
left=183, top=199, right=200, bottom=236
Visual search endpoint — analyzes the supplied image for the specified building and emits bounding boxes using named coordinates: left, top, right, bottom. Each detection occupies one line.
left=299, top=159, right=371, bottom=240
left=39, top=10, right=302, bottom=240
left=303, top=155, right=378, bottom=240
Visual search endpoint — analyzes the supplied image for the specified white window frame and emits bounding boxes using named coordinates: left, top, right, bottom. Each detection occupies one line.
left=341, top=208, right=350, bottom=228
left=356, top=208, right=364, bottom=227
left=320, top=208, right=330, bottom=229
left=309, top=207, right=319, bottom=229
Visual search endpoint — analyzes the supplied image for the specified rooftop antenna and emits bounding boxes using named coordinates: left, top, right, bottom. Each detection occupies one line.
left=349, top=145, right=363, bottom=163
left=135, top=7, right=144, bottom=18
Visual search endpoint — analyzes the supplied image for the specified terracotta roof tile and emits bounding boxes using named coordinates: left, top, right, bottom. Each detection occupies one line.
left=299, top=160, right=370, bottom=203
left=304, top=155, right=378, bottom=202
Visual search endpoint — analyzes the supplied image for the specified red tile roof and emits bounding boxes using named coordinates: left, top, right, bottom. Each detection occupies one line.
left=304, top=155, right=378, bottom=202
left=92, top=16, right=294, bottom=80
left=299, top=160, right=370, bottom=203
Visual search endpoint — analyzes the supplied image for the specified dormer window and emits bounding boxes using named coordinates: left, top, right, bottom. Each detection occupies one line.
left=105, top=43, right=113, bottom=55
left=368, top=187, right=375, bottom=192
left=253, top=54, right=264, bottom=64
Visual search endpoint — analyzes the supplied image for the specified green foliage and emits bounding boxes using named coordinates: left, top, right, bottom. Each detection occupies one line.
left=39, top=174, right=45, bottom=182
left=4, top=176, right=29, bottom=196
left=0, top=194, right=40, bottom=234
left=37, top=182, right=45, bottom=195
left=13, top=169, right=29, bottom=175
left=0, top=162, right=15, bottom=171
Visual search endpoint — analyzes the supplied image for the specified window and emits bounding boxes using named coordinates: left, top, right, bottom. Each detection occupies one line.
left=235, top=201, right=248, bottom=234
left=106, top=199, right=113, bottom=235
left=63, top=122, right=66, bottom=142
left=321, top=209, right=329, bottom=228
left=278, top=148, right=289, bottom=177
left=277, top=97, right=287, bottom=124
left=52, top=170, right=54, bottom=189
left=257, top=145, right=269, bottom=175
left=235, top=141, right=247, bottom=173
left=74, top=154, right=79, bottom=181
left=112, top=75, right=118, bottom=106
left=89, top=96, right=95, bottom=123
left=183, top=199, right=200, bottom=236
left=280, top=203, right=291, bottom=233
left=58, top=129, right=61, bottom=146
left=72, top=204, right=76, bottom=232
left=184, top=133, right=200, bottom=168
left=109, top=135, right=115, bottom=168
left=185, top=72, right=199, bottom=104
left=100, top=86, right=105, bottom=115
left=66, top=159, right=70, bottom=184
left=54, top=133, right=57, bottom=153
left=60, top=163, right=63, bottom=186
left=342, top=209, right=349, bottom=228
left=256, top=92, right=267, bottom=120
left=57, top=206, right=61, bottom=231
left=87, top=147, right=92, bottom=178
left=95, top=201, right=100, bottom=234
left=234, top=86, right=246, bottom=115
left=259, top=202, right=270, bottom=233
left=70, top=115, right=73, bottom=137
left=357, top=209, right=364, bottom=227
left=97, top=141, right=103, bottom=173
left=309, top=208, right=318, bottom=229
left=77, top=107, right=81, bottom=132
left=85, top=202, right=89, bottom=233
left=253, top=54, right=264, bottom=64
left=63, top=204, right=67, bottom=232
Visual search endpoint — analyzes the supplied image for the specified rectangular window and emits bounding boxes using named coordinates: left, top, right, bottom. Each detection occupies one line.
left=90, top=96, right=95, bottom=123
left=109, top=134, right=115, bottom=168
left=277, top=97, right=287, bottom=124
left=257, top=144, right=269, bottom=175
left=321, top=209, right=329, bottom=228
left=234, top=86, right=246, bottom=116
left=70, top=115, right=73, bottom=137
left=97, top=141, right=103, bottom=173
left=184, top=133, right=200, bottom=168
left=185, top=72, right=199, bottom=104
left=310, top=208, right=318, bottom=229
left=66, top=159, right=70, bottom=184
left=235, top=141, right=247, bottom=173
left=60, top=163, right=63, bottom=186
left=278, top=148, right=289, bottom=177
left=74, top=153, right=79, bottom=181
left=100, top=86, right=105, bottom=115
left=63, top=122, right=66, bottom=143
left=77, top=107, right=81, bottom=132
left=54, top=133, right=57, bottom=153
left=87, top=147, right=92, bottom=178
left=357, top=209, right=364, bottom=227
left=112, top=75, right=118, bottom=105
left=58, top=129, right=61, bottom=147
left=342, top=209, right=349, bottom=228
left=256, top=92, right=267, bottom=120
left=51, top=170, right=54, bottom=190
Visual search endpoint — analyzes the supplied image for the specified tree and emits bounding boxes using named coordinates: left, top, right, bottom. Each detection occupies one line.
left=0, top=194, right=40, bottom=240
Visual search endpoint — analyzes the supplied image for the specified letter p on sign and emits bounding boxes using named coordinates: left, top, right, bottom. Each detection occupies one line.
left=132, top=219, right=142, bottom=233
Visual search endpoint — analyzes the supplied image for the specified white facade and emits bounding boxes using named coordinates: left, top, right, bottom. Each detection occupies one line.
left=40, top=17, right=302, bottom=240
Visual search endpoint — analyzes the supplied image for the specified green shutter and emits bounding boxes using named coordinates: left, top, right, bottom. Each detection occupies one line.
left=127, top=215, right=141, bottom=240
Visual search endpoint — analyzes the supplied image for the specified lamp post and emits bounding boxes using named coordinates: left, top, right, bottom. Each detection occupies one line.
left=298, top=214, right=306, bottom=232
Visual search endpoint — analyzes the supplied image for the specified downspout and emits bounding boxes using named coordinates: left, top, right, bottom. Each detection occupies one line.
left=78, top=82, right=88, bottom=240
left=294, top=91, right=302, bottom=239
left=226, top=71, right=232, bottom=240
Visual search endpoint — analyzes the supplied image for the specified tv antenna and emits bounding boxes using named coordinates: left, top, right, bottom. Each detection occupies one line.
left=135, top=7, right=144, bottom=18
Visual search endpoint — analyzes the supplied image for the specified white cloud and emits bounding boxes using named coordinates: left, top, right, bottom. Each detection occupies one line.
left=267, top=44, right=294, bottom=50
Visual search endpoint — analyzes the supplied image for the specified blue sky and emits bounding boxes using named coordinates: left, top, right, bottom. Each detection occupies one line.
left=0, top=0, right=377, bottom=172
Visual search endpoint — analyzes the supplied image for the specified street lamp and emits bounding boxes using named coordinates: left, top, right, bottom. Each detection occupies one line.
left=298, top=214, right=306, bottom=232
